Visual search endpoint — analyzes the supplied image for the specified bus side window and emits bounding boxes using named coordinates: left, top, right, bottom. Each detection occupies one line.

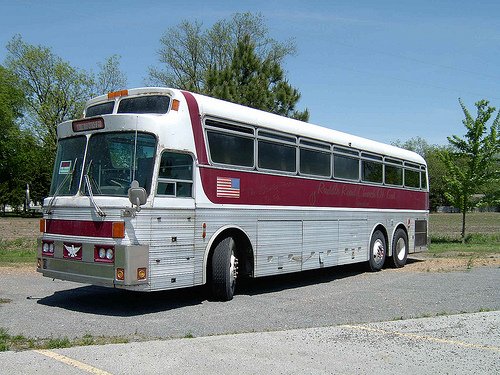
left=157, top=152, right=193, bottom=197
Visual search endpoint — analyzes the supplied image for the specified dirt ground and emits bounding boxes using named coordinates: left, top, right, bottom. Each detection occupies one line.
left=1, top=217, right=499, bottom=274
left=0, top=217, right=40, bottom=241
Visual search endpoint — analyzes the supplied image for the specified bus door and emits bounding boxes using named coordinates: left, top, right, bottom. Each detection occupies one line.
left=149, top=151, right=196, bottom=290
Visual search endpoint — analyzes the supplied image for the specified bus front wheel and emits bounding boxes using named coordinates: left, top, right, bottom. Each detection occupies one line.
left=211, top=237, right=238, bottom=301
left=368, top=230, right=386, bottom=271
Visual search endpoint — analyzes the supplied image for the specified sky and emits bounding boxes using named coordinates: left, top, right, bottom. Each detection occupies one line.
left=1, top=0, right=499, bottom=146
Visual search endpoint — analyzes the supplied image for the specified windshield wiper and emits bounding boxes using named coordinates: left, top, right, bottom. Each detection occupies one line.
left=46, top=158, right=77, bottom=215
left=84, top=160, right=106, bottom=217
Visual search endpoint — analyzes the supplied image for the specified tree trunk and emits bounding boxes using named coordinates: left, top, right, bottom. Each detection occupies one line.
left=461, top=208, right=467, bottom=244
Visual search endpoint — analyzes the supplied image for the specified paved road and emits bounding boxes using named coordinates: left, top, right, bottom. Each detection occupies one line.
left=0, top=262, right=499, bottom=340
left=1, top=311, right=498, bottom=374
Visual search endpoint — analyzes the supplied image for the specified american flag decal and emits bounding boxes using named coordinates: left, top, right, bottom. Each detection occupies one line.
left=216, top=177, right=240, bottom=198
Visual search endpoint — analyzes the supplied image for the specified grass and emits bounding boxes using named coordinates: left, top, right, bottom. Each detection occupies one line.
left=0, top=328, right=130, bottom=352
left=0, top=238, right=37, bottom=265
left=428, top=212, right=500, bottom=258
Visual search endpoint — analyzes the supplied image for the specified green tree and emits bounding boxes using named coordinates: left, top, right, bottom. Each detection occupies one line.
left=6, top=36, right=128, bottom=153
left=0, top=65, right=50, bottom=211
left=6, top=35, right=93, bottom=152
left=0, top=65, right=26, bottom=211
left=440, top=99, right=500, bottom=241
left=93, top=54, right=127, bottom=95
left=205, top=35, right=309, bottom=121
left=149, top=13, right=305, bottom=120
left=4, top=36, right=128, bottom=206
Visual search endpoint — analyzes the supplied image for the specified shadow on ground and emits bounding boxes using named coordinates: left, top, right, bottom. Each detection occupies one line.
left=37, top=259, right=405, bottom=316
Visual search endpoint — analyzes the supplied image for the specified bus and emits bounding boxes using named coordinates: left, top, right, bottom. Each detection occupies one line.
left=38, top=87, right=429, bottom=301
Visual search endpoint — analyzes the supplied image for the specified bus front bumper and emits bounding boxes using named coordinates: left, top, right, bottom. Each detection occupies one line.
left=37, top=242, right=150, bottom=291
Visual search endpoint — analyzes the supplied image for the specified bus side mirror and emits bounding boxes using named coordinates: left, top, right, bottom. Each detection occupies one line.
left=128, top=180, right=147, bottom=212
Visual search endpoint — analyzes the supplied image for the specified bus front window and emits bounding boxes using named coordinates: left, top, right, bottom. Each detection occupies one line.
left=50, top=136, right=86, bottom=196
left=83, top=132, right=156, bottom=196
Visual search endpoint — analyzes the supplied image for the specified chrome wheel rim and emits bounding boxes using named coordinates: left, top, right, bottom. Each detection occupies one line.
left=372, top=238, right=385, bottom=265
left=396, top=237, right=406, bottom=261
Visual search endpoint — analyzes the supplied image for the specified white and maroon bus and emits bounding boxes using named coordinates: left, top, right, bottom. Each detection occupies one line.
left=38, top=87, right=429, bottom=300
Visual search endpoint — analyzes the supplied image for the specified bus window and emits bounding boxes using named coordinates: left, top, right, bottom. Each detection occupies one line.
left=300, top=148, right=331, bottom=177
left=157, top=152, right=193, bottom=197
left=207, top=131, right=254, bottom=167
left=385, top=165, right=403, bottom=186
left=85, top=101, right=114, bottom=118
left=421, top=168, right=428, bottom=189
left=50, top=136, right=87, bottom=196
left=334, top=154, right=359, bottom=180
left=117, top=95, right=171, bottom=114
left=405, top=168, right=420, bottom=188
left=258, top=140, right=296, bottom=173
left=84, top=132, right=156, bottom=196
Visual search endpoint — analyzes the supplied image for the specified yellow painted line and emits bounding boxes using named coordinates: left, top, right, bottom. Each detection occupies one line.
left=342, top=325, right=500, bottom=353
left=34, top=349, right=113, bottom=375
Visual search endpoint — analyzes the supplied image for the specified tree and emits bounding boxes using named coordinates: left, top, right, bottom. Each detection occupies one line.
left=0, top=65, right=50, bottom=211
left=0, top=65, right=26, bottom=211
left=150, top=13, right=307, bottom=120
left=440, top=99, right=500, bottom=241
left=6, top=36, right=128, bottom=152
left=205, top=35, right=309, bottom=121
left=5, top=35, right=93, bottom=152
left=93, top=54, right=128, bottom=95
left=4, top=36, right=128, bottom=206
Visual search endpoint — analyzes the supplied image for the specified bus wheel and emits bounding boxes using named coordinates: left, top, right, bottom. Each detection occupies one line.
left=391, top=228, right=408, bottom=268
left=211, top=237, right=238, bottom=301
left=368, top=230, right=386, bottom=271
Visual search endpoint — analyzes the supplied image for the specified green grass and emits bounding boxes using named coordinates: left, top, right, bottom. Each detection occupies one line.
left=428, top=212, right=500, bottom=257
left=0, top=327, right=130, bottom=352
left=0, top=238, right=37, bottom=265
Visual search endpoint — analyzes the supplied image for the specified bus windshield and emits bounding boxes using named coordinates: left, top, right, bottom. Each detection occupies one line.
left=50, top=132, right=156, bottom=198
left=50, top=136, right=86, bottom=196
left=83, top=132, right=157, bottom=196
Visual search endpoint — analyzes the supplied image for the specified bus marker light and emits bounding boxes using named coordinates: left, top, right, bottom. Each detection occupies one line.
left=112, top=222, right=125, bottom=238
left=202, top=223, right=206, bottom=239
left=116, top=268, right=125, bottom=280
left=171, top=99, right=180, bottom=111
left=137, top=268, right=147, bottom=280
left=40, top=219, right=46, bottom=233
left=108, top=89, right=128, bottom=99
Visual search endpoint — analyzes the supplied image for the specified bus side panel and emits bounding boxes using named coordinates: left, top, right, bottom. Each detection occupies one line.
left=302, top=221, right=338, bottom=270
left=338, top=219, right=369, bottom=264
left=255, top=220, right=302, bottom=277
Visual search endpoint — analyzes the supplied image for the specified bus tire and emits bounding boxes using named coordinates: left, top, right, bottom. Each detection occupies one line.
left=368, top=230, right=386, bottom=271
left=391, top=228, right=408, bottom=268
left=211, top=237, right=238, bottom=301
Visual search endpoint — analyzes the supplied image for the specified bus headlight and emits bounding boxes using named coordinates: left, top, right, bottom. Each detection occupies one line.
left=94, top=245, right=115, bottom=263
left=42, top=241, right=54, bottom=256
left=106, top=249, right=114, bottom=260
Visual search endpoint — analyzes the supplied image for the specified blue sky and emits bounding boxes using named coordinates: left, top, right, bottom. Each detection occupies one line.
left=1, top=0, right=499, bottom=145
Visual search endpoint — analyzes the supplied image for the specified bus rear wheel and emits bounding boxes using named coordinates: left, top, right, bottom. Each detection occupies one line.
left=211, top=237, right=238, bottom=301
left=368, top=230, right=386, bottom=271
left=391, top=228, right=408, bottom=268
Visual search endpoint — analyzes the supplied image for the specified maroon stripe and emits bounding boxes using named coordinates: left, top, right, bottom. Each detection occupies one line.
left=181, top=91, right=208, bottom=165
left=200, top=168, right=429, bottom=210
left=45, top=220, right=114, bottom=237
